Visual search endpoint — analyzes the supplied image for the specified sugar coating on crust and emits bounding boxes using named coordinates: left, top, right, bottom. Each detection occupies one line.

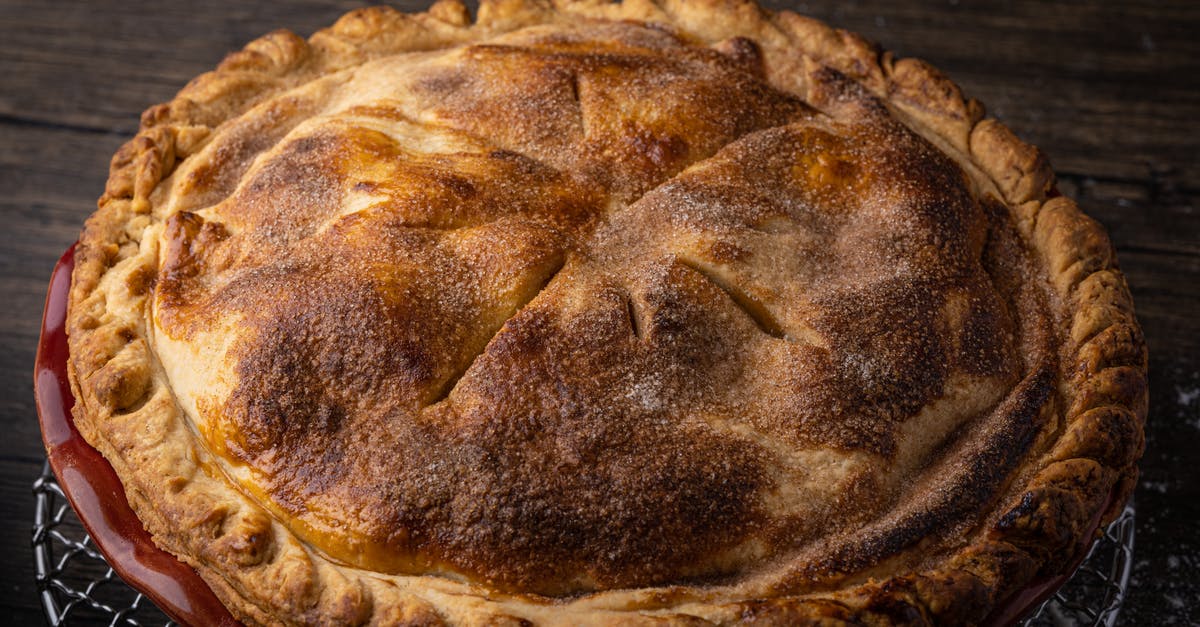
left=66, top=0, right=1146, bottom=625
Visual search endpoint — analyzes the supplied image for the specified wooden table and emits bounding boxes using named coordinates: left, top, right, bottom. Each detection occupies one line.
left=2, top=1, right=1196, bottom=623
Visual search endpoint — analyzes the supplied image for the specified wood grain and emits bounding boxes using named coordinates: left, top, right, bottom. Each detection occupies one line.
left=1, top=1, right=1197, bottom=624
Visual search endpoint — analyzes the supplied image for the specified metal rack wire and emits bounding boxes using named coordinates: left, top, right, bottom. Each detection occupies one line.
left=32, top=463, right=174, bottom=627
left=31, top=461, right=1136, bottom=626
left=1022, top=501, right=1137, bottom=626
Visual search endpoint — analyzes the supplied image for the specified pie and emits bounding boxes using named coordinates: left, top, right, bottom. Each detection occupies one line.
left=65, top=0, right=1147, bottom=624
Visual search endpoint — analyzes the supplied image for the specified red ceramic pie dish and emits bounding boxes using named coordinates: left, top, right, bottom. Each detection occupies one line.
left=35, top=245, right=1111, bottom=626
left=36, top=244, right=242, bottom=627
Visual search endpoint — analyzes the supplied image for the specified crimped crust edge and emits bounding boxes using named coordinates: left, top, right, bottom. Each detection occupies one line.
left=65, top=1, right=1147, bottom=625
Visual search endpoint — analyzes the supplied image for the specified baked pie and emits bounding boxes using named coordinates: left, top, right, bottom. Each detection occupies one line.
left=66, top=0, right=1147, bottom=624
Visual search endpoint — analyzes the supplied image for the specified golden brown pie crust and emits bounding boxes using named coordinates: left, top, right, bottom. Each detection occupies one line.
left=66, top=0, right=1147, bottom=624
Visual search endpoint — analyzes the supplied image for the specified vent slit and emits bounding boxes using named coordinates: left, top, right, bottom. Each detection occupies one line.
left=679, top=259, right=786, bottom=339
left=570, top=72, right=587, bottom=138
left=626, top=290, right=644, bottom=341
left=427, top=257, right=567, bottom=406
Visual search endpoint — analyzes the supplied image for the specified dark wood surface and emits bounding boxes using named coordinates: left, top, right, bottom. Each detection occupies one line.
left=2, top=1, right=1197, bottom=624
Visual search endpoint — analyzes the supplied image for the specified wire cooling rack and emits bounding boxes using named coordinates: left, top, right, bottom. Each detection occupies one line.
left=32, top=463, right=174, bottom=627
left=31, top=461, right=1137, bottom=626
left=1022, top=499, right=1137, bottom=626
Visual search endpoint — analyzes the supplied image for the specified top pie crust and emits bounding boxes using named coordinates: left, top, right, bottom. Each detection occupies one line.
left=66, top=0, right=1147, bottom=624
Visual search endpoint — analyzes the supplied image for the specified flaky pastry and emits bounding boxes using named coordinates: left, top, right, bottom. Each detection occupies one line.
left=67, top=1, right=1147, bottom=624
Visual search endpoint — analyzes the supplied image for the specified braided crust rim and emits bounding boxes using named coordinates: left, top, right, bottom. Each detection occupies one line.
left=65, top=0, right=1147, bottom=624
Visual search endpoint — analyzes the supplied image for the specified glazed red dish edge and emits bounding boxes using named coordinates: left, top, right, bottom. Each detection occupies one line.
left=35, top=244, right=241, bottom=627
